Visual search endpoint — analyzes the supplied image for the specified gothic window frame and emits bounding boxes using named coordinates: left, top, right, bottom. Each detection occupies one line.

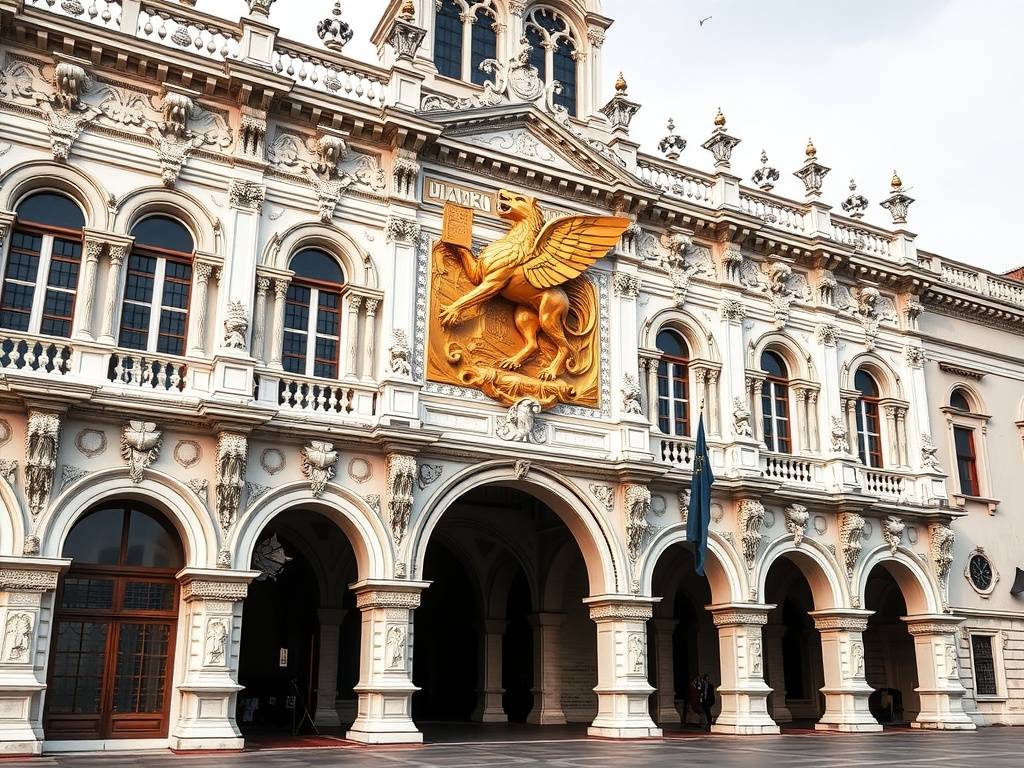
left=854, top=369, right=884, bottom=468
left=524, top=5, right=580, bottom=117
left=117, top=215, right=196, bottom=358
left=655, top=328, right=690, bottom=437
left=760, top=349, right=792, bottom=454
left=433, top=0, right=500, bottom=85
left=0, top=190, right=87, bottom=340
left=941, top=384, right=994, bottom=507
left=282, top=247, right=347, bottom=379
left=967, top=629, right=1006, bottom=701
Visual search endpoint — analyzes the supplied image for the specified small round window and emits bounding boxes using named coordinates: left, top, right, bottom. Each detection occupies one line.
left=968, top=553, right=994, bottom=593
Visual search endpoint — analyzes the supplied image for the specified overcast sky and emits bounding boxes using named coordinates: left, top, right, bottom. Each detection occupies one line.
left=202, top=1, right=1023, bottom=272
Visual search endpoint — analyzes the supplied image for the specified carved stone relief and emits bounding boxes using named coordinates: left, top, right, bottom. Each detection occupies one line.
left=121, top=421, right=162, bottom=483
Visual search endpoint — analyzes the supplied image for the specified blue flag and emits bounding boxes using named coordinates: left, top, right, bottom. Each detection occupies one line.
left=686, top=414, right=715, bottom=576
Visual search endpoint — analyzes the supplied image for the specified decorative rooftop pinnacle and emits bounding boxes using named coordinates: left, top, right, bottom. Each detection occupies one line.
left=881, top=170, right=914, bottom=225
left=317, top=1, right=354, bottom=52
left=246, top=0, right=276, bottom=18
left=702, top=109, right=739, bottom=169
left=658, top=118, right=686, bottom=161
left=752, top=150, right=780, bottom=192
left=399, top=0, right=416, bottom=22
left=793, top=137, right=830, bottom=200
left=615, top=71, right=628, bottom=95
left=841, top=179, right=869, bottom=219
left=386, top=0, right=427, bottom=60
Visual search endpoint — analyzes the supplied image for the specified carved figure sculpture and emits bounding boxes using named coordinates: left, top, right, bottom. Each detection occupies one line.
left=301, top=441, right=339, bottom=497
left=53, top=60, right=87, bottom=111
left=388, top=329, right=412, bottom=376
left=921, top=433, right=942, bottom=471
left=839, top=512, right=866, bottom=579
left=386, top=625, right=406, bottom=670
left=784, top=503, right=810, bottom=546
left=2, top=613, right=32, bottom=663
left=205, top=619, right=229, bottom=666
left=628, top=633, right=645, bottom=674
left=429, top=190, right=628, bottom=409
left=26, top=411, right=60, bottom=519
left=496, top=397, right=544, bottom=442
left=624, top=484, right=651, bottom=562
left=121, top=421, right=162, bottom=483
left=738, top=499, right=766, bottom=569
left=223, top=300, right=248, bottom=350
left=387, top=454, right=416, bottom=547
left=733, top=396, right=753, bottom=437
left=831, top=416, right=850, bottom=453
left=622, top=374, right=643, bottom=415
left=216, top=432, right=247, bottom=536
left=882, top=515, right=906, bottom=555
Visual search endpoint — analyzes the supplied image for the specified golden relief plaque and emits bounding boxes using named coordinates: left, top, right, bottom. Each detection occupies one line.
left=428, top=189, right=630, bottom=410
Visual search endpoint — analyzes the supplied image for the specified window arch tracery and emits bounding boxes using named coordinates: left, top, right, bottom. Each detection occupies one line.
left=433, top=0, right=500, bottom=85
left=1, top=191, right=86, bottom=339
left=524, top=6, right=579, bottom=116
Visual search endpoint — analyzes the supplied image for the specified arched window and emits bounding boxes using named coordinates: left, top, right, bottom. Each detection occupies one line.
left=118, top=216, right=194, bottom=356
left=433, top=0, right=498, bottom=84
left=44, top=502, right=183, bottom=740
left=1, top=191, right=85, bottom=338
left=525, top=7, right=579, bottom=117
left=433, top=0, right=463, bottom=80
left=949, top=388, right=972, bottom=412
left=760, top=350, right=791, bottom=453
left=284, top=248, right=345, bottom=378
left=656, top=329, right=689, bottom=436
left=855, top=370, right=883, bottom=467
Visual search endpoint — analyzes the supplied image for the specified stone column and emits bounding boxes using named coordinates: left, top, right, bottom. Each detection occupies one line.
left=795, top=387, right=810, bottom=452
left=808, top=390, right=820, bottom=451
left=188, top=262, right=214, bottom=356
left=472, top=619, right=508, bottom=723
left=902, top=615, right=975, bottom=730
left=844, top=397, right=858, bottom=458
left=810, top=609, right=880, bottom=732
left=526, top=612, right=567, bottom=725
left=896, top=407, right=909, bottom=466
left=347, top=580, right=427, bottom=744
left=695, top=367, right=709, bottom=425
left=652, top=618, right=680, bottom=725
left=0, top=557, right=68, bottom=756
left=73, top=236, right=103, bottom=340
left=362, top=298, right=379, bottom=382
left=345, top=295, right=363, bottom=379
left=170, top=569, right=257, bottom=751
left=763, top=624, right=792, bottom=723
left=708, top=368, right=721, bottom=436
left=642, top=356, right=660, bottom=429
left=708, top=603, right=779, bottom=735
left=314, top=608, right=346, bottom=727
left=585, top=596, right=661, bottom=738
left=251, top=276, right=270, bottom=364
left=884, top=406, right=898, bottom=465
left=746, top=374, right=766, bottom=444
left=267, top=277, right=290, bottom=370
left=98, top=242, right=128, bottom=343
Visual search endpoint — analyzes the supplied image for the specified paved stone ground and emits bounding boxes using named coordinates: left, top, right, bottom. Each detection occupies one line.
left=8, top=727, right=1024, bottom=768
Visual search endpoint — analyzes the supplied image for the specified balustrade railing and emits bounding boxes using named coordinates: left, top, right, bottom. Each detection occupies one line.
left=275, top=374, right=378, bottom=416
left=761, top=452, right=817, bottom=484
left=636, top=160, right=715, bottom=205
left=659, top=436, right=694, bottom=469
left=830, top=220, right=891, bottom=256
left=934, top=259, right=1024, bottom=308
left=272, top=45, right=388, bottom=108
left=739, top=192, right=806, bottom=233
left=863, top=468, right=909, bottom=500
left=137, top=5, right=240, bottom=61
left=107, top=351, right=188, bottom=392
left=0, top=333, right=72, bottom=375
left=27, top=0, right=123, bottom=31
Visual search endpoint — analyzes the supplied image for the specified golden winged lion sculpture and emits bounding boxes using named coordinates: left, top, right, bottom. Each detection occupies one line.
left=428, top=189, right=629, bottom=409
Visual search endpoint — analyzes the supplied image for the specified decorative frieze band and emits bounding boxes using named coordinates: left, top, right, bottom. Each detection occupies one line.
left=355, top=589, right=422, bottom=611
left=904, top=620, right=961, bottom=637
left=588, top=601, right=654, bottom=622
left=0, top=568, right=60, bottom=592
left=181, top=580, right=249, bottom=602
left=711, top=609, right=770, bottom=628
left=812, top=615, right=869, bottom=633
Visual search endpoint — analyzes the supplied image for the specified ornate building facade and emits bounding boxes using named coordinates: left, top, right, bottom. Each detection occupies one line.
left=0, top=0, right=1019, bottom=754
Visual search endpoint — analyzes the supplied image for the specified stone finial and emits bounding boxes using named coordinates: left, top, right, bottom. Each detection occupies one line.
left=399, top=0, right=416, bottom=22
left=793, top=137, right=830, bottom=199
left=615, top=71, right=628, bottom=94
left=841, top=178, right=869, bottom=219
left=702, top=107, right=740, bottom=169
left=599, top=77, right=640, bottom=131
left=880, top=169, right=915, bottom=225
left=658, top=118, right=686, bottom=161
left=246, top=0, right=276, bottom=18
left=752, top=150, right=780, bottom=191
left=318, top=1, right=354, bottom=52
left=387, top=0, right=427, bottom=60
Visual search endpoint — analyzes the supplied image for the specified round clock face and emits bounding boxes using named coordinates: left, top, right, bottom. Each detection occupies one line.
left=970, top=554, right=993, bottom=591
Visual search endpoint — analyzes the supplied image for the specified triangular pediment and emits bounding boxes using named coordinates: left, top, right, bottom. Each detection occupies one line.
left=426, top=103, right=632, bottom=187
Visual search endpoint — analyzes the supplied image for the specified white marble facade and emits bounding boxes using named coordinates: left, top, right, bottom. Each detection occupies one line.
left=0, top=0, right=1018, bottom=755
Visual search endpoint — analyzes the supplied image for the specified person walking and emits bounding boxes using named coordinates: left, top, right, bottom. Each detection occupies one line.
left=683, top=675, right=704, bottom=727
left=700, top=673, right=715, bottom=732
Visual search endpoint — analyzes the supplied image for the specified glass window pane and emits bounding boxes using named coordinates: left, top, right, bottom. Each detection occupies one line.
left=113, top=623, right=170, bottom=713
left=63, top=506, right=125, bottom=564
left=470, top=10, right=498, bottom=85
left=289, top=249, right=344, bottom=284
left=124, top=508, right=183, bottom=569
left=60, top=577, right=116, bottom=610
left=433, top=0, right=464, bottom=79
left=122, top=582, right=175, bottom=611
left=118, top=303, right=151, bottom=351
left=971, top=635, right=997, bottom=696
left=552, top=42, right=577, bottom=116
left=130, top=216, right=194, bottom=253
left=15, top=192, right=85, bottom=230
left=47, top=621, right=108, bottom=714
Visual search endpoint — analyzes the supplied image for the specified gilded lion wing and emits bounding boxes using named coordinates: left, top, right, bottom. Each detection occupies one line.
left=521, top=215, right=631, bottom=289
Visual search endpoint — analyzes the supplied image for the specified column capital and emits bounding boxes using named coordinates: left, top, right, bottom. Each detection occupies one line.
left=584, top=595, right=658, bottom=622
left=177, top=568, right=259, bottom=602
left=809, top=608, right=874, bottom=633
left=707, top=602, right=776, bottom=627
left=902, top=613, right=964, bottom=636
left=0, top=556, right=70, bottom=592
left=350, top=578, right=430, bottom=610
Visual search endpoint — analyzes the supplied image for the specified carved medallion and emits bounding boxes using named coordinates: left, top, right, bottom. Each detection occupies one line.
left=75, top=428, right=106, bottom=458
left=260, top=447, right=285, bottom=475
left=348, top=457, right=372, bottom=484
left=427, top=194, right=627, bottom=410
left=174, top=440, right=201, bottom=469
left=0, top=419, right=11, bottom=448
